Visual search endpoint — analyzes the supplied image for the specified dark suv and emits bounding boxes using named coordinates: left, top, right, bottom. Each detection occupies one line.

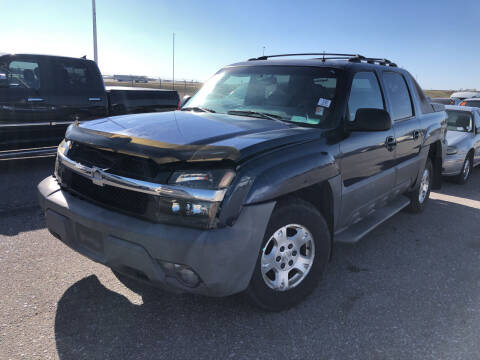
left=38, top=53, right=447, bottom=311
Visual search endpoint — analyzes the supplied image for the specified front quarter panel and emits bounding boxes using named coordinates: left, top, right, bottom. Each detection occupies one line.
left=219, top=137, right=340, bottom=226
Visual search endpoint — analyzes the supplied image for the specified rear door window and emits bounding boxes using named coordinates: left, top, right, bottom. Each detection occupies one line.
left=347, top=72, right=384, bottom=121
left=382, top=72, right=413, bottom=121
left=54, top=59, right=103, bottom=93
left=7, top=60, right=41, bottom=90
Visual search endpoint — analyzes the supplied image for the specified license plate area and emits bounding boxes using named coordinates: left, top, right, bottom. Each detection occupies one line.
left=76, top=224, right=105, bottom=261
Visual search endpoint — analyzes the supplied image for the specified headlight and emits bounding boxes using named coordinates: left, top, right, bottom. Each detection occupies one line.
left=447, top=146, right=458, bottom=155
left=168, top=169, right=235, bottom=189
left=161, top=169, right=235, bottom=228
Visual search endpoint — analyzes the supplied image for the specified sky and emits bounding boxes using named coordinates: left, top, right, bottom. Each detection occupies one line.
left=1, top=0, right=479, bottom=89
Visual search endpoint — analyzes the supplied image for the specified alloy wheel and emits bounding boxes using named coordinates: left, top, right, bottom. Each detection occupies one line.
left=418, top=168, right=430, bottom=204
left=260, top=224, right=315, bottom=291
left=462, top=158, right=471, bottom=181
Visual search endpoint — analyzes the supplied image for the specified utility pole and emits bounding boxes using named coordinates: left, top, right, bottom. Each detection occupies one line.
left=92, top=0, right=98, bottom=64
left=262, top=46, right=266, bottom=56
left=172, top=32, right=175, bottom=90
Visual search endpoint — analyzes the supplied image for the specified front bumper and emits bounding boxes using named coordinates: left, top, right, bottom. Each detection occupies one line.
left=38, top=176, right=275, bottom=297
left=442, top=154, right=465, bottom=176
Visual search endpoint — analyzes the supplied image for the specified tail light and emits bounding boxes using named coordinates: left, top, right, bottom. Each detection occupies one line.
left=460, top=101, right=467, bottom=106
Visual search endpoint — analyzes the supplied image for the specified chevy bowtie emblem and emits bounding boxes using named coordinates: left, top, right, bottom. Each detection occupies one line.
left=91, top=168, right=104, bottom=187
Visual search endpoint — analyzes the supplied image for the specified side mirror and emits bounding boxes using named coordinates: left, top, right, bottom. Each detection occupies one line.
left=181, top=95, right=192, bottom=108
left=348, top=108, right=392, bottom=131
left=0, top=73, right=7, bottom=88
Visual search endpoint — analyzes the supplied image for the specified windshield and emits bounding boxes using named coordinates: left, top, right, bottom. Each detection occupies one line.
left=446, top=110, right=473, bottom=132
left=185, top=66, right=340, bottom=127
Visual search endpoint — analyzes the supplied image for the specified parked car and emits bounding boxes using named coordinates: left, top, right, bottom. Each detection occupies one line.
left=459, top=98, right=480, bottom=108
left=442, top=105, right=480, bottom=183
left=431, top=97, right=454, bottom=105
left=0, top=54, right=179, bottom=160
left=450, top=91, right=480, bottom=103
left=38, top=53, right=447, bottom=311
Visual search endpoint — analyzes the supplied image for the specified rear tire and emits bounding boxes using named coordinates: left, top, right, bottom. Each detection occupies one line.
left=454, top=155, right=472, bottom=185
left=406, top=157, right=433, bottom=213
left=246, top=198, right=331, bottom=311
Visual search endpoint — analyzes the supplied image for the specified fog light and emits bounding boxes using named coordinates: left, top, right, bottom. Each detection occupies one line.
left=177, top=267, right=200, bottom=287
left=158, top=261, right=201, bottom=288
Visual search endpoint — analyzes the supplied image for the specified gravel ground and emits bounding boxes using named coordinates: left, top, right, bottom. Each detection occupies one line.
left=1, top=158, right=480, bottom=360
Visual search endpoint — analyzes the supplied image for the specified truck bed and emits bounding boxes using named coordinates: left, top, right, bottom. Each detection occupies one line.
left=106, top=86, right=179, bottom=116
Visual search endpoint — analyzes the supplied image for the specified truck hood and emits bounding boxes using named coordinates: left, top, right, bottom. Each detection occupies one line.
left=446, top=131, right=470, bottom=146
left=66, top=111, right=322, bottom=164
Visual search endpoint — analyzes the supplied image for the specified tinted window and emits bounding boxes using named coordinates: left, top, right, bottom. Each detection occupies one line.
left=464, top=100, right=480, bottom=108
left=7, top=60, right=41, bottom=90
left=412, top=77, right=434, bottom=113
left=446, top=110, right=473, bottom=133
left=383, top=72, right=413, bottom=120
left=347, top=72, right=384, bottom=121
left=54, top=60, right=103, bottom=92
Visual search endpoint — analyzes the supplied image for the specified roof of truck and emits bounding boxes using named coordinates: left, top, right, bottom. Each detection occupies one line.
left=1, top=53, right=94, bottom=62
left=228, top=53, right=404, bottom=72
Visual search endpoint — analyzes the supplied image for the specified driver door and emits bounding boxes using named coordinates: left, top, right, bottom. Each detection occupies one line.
left=338, top=71, right=396, bottom=230
left=0, top=57, right=53, bottom=152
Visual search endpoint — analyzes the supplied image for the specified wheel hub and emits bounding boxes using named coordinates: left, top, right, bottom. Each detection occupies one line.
left=261, top=224, right=315, bottom=291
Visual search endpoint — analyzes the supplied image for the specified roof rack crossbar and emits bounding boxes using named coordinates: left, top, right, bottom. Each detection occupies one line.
left=248, top=53, right=397, bottom=67
left=248, top=53, right=364, bottom=61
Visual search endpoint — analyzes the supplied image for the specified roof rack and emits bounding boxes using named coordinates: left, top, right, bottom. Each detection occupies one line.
left=248, top=53, right=397, bottom=67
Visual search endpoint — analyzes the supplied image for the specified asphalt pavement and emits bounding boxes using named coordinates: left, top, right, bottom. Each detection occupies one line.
left=1, top=158, right=480, bottom=360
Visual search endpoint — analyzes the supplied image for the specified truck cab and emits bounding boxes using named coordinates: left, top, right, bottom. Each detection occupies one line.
left=0, top=54, right=179, bottom=160
left=0, top=54, right=108, bottom=159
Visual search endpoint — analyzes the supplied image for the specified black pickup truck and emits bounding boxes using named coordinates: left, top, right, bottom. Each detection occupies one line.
left=0, top=54, right=179, bottom=160
left=39, top=53, right=447, bottom=311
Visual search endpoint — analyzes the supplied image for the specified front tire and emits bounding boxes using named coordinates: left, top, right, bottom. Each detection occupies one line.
left=246, top=198, right=331, bottom=311
left=406, top=157, right=433, bottom=213
left=454, top=155, right=472, bottom=185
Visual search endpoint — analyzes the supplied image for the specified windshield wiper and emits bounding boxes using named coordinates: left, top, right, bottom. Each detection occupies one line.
left=181, top=106, right=216, bottom=113
left=227, top=110, right=287, bottom=122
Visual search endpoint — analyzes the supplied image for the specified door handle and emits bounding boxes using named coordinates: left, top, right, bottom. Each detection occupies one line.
left=88, top=97, right=101, bottom=101
left=413, top=130, right=421, bottom=140
left=27, top=98, right=44, bottom=102
left=385, top=136, right=396, bottom=152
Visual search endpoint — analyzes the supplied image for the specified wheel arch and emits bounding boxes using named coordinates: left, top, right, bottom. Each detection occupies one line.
left=274, top=181, right=335, bottom=237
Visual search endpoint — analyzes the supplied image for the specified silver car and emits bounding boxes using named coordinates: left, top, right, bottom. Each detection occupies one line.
left=443, top=105, right=480, bottom=183
left=459, top=98, right=480, bottom=108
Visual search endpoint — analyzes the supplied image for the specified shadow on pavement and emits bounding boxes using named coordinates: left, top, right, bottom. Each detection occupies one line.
left=54, top=182, right=480, bottom=359
left=0, top=157, right=54, bottom=236
left=55, top=275, right=256, bottom=360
